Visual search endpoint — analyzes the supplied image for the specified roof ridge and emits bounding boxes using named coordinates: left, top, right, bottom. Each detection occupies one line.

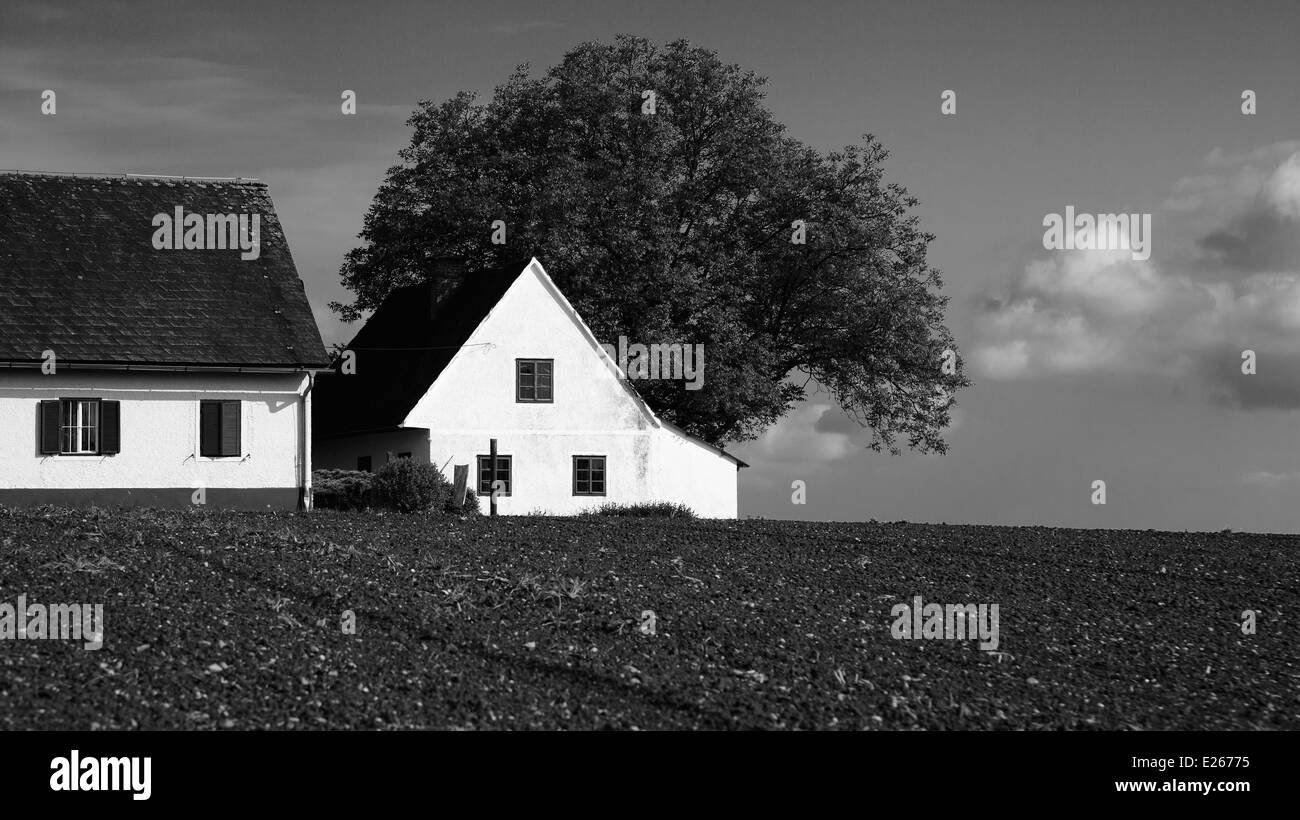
left=2, top=170, right=262, bottom=183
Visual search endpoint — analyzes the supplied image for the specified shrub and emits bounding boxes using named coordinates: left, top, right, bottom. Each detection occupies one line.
left=315, top=463, right=481, bottom=515
left=371, top=460, right=452, bottom=513
left=450, top=486, right=481, bottom=515
left=582, top=501, right=696, bottom=519
left=312, top=469, right=374, bottom=511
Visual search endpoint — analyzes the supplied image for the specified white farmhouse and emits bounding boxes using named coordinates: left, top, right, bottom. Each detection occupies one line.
left=313, top=258, right=745, bottom=517
left=0, top=172, right=331, bottom=509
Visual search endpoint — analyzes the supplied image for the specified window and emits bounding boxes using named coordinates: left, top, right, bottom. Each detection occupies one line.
left=200, top=400, right=241, bottom=457
left=516, top=359, right=553, bottom=402
left=397, top=452, right=412, bottom=460
left=476, top=454, right=512, bottom=495
left=61, top=399, right=99, bottom=454
left=39, top=399, right=119, bottom=456
left=357, top=456, right=372, bottom=472
left=573, top=455, right=606, bottom=496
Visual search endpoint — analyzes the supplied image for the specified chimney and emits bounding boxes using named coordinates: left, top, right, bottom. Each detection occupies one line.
left=430, top=256, right=468, bottom=317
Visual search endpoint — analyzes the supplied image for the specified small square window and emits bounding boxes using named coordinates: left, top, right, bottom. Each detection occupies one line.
left=516, top=359, right=553, bottom=402
left=357, top=456, right=372, bottom=472
left=476, top=455, right=512, bottom=495
left=573, top=455, right=606, bottom=496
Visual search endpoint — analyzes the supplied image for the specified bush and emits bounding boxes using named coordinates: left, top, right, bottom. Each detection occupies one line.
left=451, top=486, right=481, bottom=515
left=312, top=469, right=374, bottom=511
left=582, top=501, right=696, bottom=519
left=371, top=459, right=452, bottom=513
left=314, top=463, right=481, bottom=515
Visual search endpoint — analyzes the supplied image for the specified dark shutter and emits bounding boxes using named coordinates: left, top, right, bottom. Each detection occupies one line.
left=200, top=401, right=219, bottom=457
left=220, top=400, right=241, bottom=457
left=39, top=400, right=60, bottom=454
left=99, top=401, right=121, bottom=454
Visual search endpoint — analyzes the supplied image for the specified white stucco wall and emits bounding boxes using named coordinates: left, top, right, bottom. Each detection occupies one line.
left=390, top=260, right=741, bottom=516
left=0, top=369, right=308, bottom=493
left=421, top=430, right=656, bottom=515
left=649, top=423, right=740, bottom=518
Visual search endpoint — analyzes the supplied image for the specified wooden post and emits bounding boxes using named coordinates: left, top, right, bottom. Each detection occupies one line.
left=452, top=464, right=468, bottom=508
left=489, top=438, right=498, bottom=517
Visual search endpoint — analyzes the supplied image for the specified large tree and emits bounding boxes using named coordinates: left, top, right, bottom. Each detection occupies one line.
left=333, top=35, right=968, bottom=453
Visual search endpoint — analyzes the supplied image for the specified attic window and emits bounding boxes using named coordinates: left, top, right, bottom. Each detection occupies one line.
left=516, top=359, right=553, bottom=403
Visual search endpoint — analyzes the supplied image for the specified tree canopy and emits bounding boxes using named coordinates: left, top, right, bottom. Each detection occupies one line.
left=333, top=35, right=968, bottom=453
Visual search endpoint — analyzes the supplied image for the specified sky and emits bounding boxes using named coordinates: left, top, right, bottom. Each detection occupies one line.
left=2, top=0, right=1299, bottom=531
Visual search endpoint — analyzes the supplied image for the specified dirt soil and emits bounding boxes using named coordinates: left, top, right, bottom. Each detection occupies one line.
left=1, top=505, right=1295, bottom=729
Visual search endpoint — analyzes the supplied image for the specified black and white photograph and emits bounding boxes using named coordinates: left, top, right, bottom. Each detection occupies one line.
left=0, top=0, right=1294, bottom=805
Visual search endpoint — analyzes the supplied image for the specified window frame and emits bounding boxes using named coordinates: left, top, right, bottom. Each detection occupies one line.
left=572, top=455, right=607, bottom=496
left=515, top=358, right=554, bottom=403
left=59, top=398, right=101, bottom=455
left=476, top=454, right=513, bottom=496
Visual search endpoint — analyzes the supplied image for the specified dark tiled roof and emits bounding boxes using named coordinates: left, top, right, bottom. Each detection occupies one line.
left=0, top=172, right=329, bottom=368
left=312, top=260, right=528, bottom=437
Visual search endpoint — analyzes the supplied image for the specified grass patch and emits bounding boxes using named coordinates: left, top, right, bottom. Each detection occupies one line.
left=581, top=501, right=696, bottom=518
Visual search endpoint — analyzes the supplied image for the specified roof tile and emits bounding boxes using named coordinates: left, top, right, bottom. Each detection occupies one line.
left=0, top=172, right=329, bottom=368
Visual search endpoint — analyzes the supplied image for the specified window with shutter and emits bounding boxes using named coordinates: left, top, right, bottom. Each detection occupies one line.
left=38, top=399, right=119, bottom=456
left=200, top=400, right=242, bottom=457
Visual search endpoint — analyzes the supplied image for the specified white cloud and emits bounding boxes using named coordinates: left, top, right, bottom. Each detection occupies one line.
left=973, top=145, right=1300, bottom=407
left=738, top=402, right=853, bottom=468
left=1241, top=471, right=1300, bottom=488
left=1264, top=153, right=1300, bottom=220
